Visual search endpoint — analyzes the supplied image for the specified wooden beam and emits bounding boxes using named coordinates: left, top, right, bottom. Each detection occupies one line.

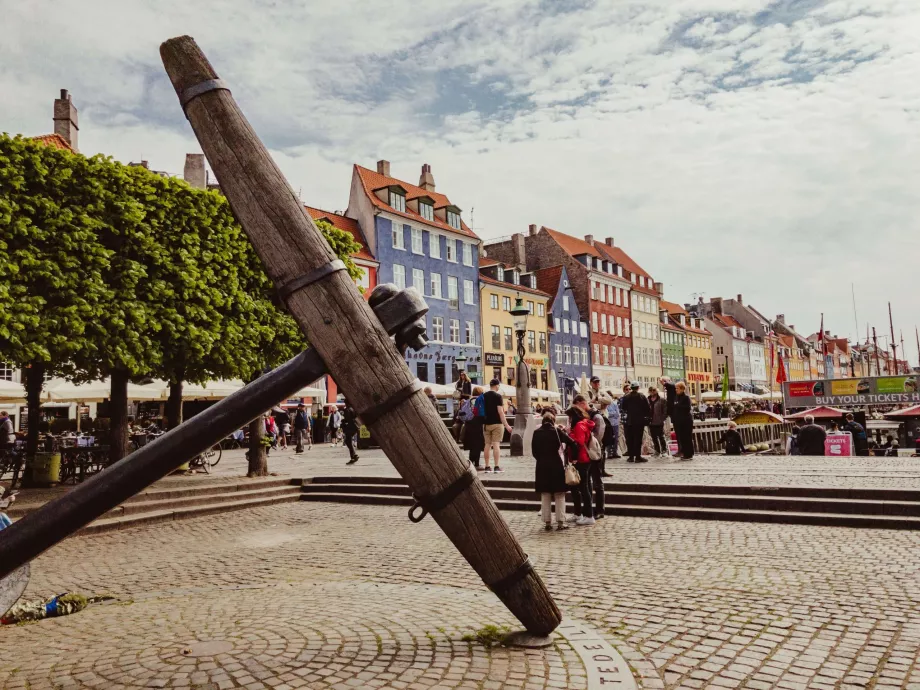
left=159, top=36, right=561, bottom=635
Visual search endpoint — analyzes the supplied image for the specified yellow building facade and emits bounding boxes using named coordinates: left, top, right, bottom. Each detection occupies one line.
left=479, top=275, right=551, bottom=390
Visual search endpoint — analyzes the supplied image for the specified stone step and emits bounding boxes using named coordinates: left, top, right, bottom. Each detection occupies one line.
left=299, top=491, right=920, bottom=530
left=114, top=484, right=304, bottom=517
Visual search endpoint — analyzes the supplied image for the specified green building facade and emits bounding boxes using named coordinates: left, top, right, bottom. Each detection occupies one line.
left=661, top=323, right=686, bottom=382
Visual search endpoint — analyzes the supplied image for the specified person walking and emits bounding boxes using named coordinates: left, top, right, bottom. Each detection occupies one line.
left=463, top=386, right=486, bottom=469
left=293, top=403, right=310, bottom=454
left=532, top=411, right=573, bottom=531
left=604, top=396, right=621, bottom=464
left=797, top=415, right=827, bottom=456
left=341, top=400, right=360, bottom=464
left=697, top=400, right=708, bottom=422
left=264, top=414, right=278, bottom=449
left=720, top=420, right=744, bottom=455
left=482, top=379, right=513, bottom=473
left=455, top=371, right=472, bottom=398
left=621, top=382, right=651, bottom=463
left=326, top=406, right=341, bottom=446
left=647, top=386, right=668, bottom=458
left=672, top=381, right=695, bottom=460
left=566, top=395, right=596, bottom=525
left=714, top=401, right=723, bottom=421
left=588, top=406, right=607, bottom=518
left=842, top=413, right=869, bottom=456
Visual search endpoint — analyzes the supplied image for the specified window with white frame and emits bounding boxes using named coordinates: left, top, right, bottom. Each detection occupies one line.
left=429, top=233, right=441, bottom=259
left=412, top=268, right=424, bottom=293
left=602, top=345, right=609, bottom=366
left=449, top=319, right=460, bottom=343
left=392, top=222, right=405, bottom=250
left=496, top=266, right=504, bottom=281
left=465, top=321, right=475, bottom=345
left=582, top=346, right=589, bottom=364
left=502, top=296, right=511, bottom=311
left=537, top=303, right=545, bottom=317
left=490, top=294, right=499, bottom=309
left=580, top=322, right=588, bottom=338
left=447, top=276, right=458, bottom=305
left=445, top=238, right=456, bottom=262
left=564, top=345, right=571, bottom=364
left=492, top=325, right=501, bottom=349
left=608, top=315, right=615, bottom=334
left=592, top=312, right=598, bottom=332
left=615, top=289, right=621, bottom=306
left=446, top=210, right=461, bottom=230
left=563, top=320, right=569, bottom=334
left=555, top=344, right=563, bottom=365
left=419, top=201, right=434, bottom=221
left=572, top=347, right=579, bottom=365
left=539, top=332, right=546, bottom=353
left=601, top=316, right=607, bottom=334
left=626, top=347, right=631, bottom=364
left=562, top=295, right=570, bottom=311
left=632, top=293, right=638, bottom=309
left=432, top=316, right=444, bottom=341
left=462, top=242, right=473, bottom=266
left=430, top=272, right=442, bottom=298
left=571, top=320, right=577, bottom=334
left=594, top=344, right=600, bottom=363
left=0, top=363, right=15, bottom=381
left=464, top=279, right=474, bottom=305
left=411, top=227, right=423, bottom=254
left=527, top=300, right=534, bottom=314
left=511, top=271, right=520, bottom=285
left=389, top=190, right=406, bottom=212
left=393, top=264, right=406, bottom=289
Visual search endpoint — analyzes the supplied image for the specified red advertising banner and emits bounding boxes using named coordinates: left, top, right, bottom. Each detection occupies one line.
left=788, top=382, right=815, bottom=398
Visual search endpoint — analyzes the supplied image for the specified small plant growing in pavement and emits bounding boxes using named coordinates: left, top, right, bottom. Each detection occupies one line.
left=461, top=624, right=512, bottom=648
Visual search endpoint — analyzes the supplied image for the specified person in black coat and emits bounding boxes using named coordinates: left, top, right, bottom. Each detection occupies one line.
left=672, top=381, right=695, bottom=459
left=463, top=386, right=486, bottom=469
left=797, top=415, right=827, bottom=456
left=532, top=412, right=574, bottom=531
left=621, top=382, right=651, bottom=462
left=720, top=421, right=744, bottom=455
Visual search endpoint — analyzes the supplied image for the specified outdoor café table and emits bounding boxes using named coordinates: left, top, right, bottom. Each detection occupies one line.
left=59, top=445, right=111, bottom=484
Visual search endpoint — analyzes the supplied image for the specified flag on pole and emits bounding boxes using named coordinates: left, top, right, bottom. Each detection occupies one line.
left=776, top=351, right=788, bottom=385
left=720, top=358, right=729, bottom=402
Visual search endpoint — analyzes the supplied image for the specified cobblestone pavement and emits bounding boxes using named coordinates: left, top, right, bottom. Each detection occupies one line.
left=2, top=500, right=920, bottom=689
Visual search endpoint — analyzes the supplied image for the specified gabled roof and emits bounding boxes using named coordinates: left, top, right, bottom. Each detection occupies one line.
left=305, top=205, right=376, bottom=263
left=29, top=133, right=75, bottom=152
left=478, top=274, right=551, bottom=298
left=478, top=256, right=500, bottom=267
left=660, top=300, right=688, bottom=316
left=594, top=242, right=651, bottom=281
left=354, top=165, right=477, bottom=239
left=532, top=265, right=567, bottom=309
left=661, top=301, right=710, bottom=335
left=542, top=227, right=601, bottom=258
left=661, top=319, right=683, bottom=332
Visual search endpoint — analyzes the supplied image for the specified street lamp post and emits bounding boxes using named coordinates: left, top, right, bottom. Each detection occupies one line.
left=557, top=367, right=567, bottom=410
left=509, top=296, right=533, bottom=457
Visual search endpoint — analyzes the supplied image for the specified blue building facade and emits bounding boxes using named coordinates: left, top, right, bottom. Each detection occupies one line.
left=536, top=266, right=591, bottom=405
left=347, top=163, right=481, bottom=413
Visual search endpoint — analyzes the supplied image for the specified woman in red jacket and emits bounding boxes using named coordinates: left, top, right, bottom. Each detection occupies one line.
left=566, top=395, right=596, bottom=526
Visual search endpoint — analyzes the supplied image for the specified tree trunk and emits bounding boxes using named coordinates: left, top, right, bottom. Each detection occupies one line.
left=24, top=362, right=45, bottom=459
left=165, top=380, right=184, bottom=430
left=160, top=36, right=561, bottom=636
left=109, top=368, right=130, bottom=465
left=247, top=415, right=267, bottom=477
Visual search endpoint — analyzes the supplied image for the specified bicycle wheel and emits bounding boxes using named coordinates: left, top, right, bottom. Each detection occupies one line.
left=208, top=443, right=222, bottom=467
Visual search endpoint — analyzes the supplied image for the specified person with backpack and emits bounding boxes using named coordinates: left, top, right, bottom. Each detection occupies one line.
left=588, top=406, right=607, bottom=519
left=565, top=395, right=596, bottom=526
left=463, top=386, right=486, bottom=469
left=293, top=403, right=311, bottom=454
left=842, top=413, right=869, bottom=456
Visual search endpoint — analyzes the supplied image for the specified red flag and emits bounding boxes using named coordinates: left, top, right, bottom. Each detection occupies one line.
left=776, top=352, right=788, bottom=385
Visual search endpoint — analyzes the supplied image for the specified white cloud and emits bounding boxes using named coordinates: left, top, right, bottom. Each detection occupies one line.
left=2, top=0, right=919, bottom=356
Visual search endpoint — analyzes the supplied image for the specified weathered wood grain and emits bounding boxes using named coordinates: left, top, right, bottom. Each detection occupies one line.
left=159, top=36, right=561, bottom=635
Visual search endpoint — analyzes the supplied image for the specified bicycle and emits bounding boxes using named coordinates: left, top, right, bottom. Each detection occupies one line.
left=0, top=446, right=26, bottom=488
left=188, top=443, right=222, bottom=473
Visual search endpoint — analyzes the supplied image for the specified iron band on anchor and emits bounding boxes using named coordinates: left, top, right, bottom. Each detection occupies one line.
left=277, top=260, right=347, bottom=303
left=487, top=557, right=535, bottom=595
left=179, top=79, right=231, bottom=116
left=408, top=463, right=477, bottom=524
left=358, top=379, right=425, bottom=428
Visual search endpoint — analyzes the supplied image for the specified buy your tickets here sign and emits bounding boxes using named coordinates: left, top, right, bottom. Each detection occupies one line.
left=784, top=375, right=920, bottom=408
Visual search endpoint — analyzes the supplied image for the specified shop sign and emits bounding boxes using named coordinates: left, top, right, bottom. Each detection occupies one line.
left=524, top=357, right=546, bottom=368
left=784, top=375, right=920, bottom=408
left=687, top=372, right=710, bottom=382
left=484, top=352, right=504, bottom=366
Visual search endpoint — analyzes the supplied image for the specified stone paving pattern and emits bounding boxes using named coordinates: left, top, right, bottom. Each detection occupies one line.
left=3, top=490, right=920, bottom=688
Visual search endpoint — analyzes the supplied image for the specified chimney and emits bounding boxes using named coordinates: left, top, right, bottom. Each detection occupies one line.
left=825, top=330, right=831, bottom=338
left=736, top=293, right=743, bottom=305
left=605, top=237, right=614, bottom=246
left=528, top=223, right=537, bottom=236
left=711, top=297, right=723, bottom=315
left=660, top=310, right=667, bottom=324
left=698, top=296, right=703, bottom=305
left=681, top=314, right=687, bottom=327
left=377, top=159, right=390, bottom=176
left=419, top=163, right=435, bottom=192
left=776, top=314, right=785, bottom=324
left=653, top=281, right=664, bottom=296
left=511, top=233, right=526, bottom=269
left=183, top=153, right=207, bottom=189
left=584, top=234, right=594, bottom=245
left=53, top=89, right=79, bottom=152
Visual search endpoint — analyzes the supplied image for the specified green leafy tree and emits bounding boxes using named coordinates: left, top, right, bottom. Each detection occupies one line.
left=0, top=135, right=112, bottom=457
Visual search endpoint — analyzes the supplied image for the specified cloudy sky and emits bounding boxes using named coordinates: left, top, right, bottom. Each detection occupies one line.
left=4, top=0, right=919, bottom=362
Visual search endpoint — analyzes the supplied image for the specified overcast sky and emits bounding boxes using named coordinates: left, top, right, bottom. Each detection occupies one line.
left=3, top=0, right=919, bottom=363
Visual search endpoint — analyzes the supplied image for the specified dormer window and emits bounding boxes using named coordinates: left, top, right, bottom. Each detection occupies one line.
left=511, top=270, right=520, bottom=285
left=446, top=210, right=461, bottom=230
left=389, top=190, right=406, bottom=213
left=496, top=266, right=505, bottom=281
left=419, top=201, right=434, bottom=221
left=529, top=275, right=537, bottom=289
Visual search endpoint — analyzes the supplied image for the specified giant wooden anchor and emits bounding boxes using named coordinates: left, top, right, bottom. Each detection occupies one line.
left=0, top=36, right=562, bottom=635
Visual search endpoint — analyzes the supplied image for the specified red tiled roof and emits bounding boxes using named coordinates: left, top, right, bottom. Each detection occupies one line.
left=305, top=205, right=376, bottom=262
left=661, top=320, right=682, bottom=332
left=542, top=227, right=601, bottom=258
left=777, top=334, right=797, bottom=348
left=354, top=165, right=477, bottom=239
left=630, top=283, right=659, bottom=296
left=29, top=133, right=74, bottom=152
left=712, top=313, right=748, bottom=336
left=660, top=300, right=688, bottom=316
left=594, top=242, right=651, bottom=281
left=479, top=274, right=551, bottom=298
left=532, top=266, right=565, bottom=308
left=478, top=256, right=499, bottom=267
